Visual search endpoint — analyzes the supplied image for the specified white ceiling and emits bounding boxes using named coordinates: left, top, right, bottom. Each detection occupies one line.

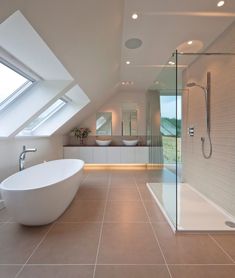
left=120, top=0, right=235, bottom=91
left=0, top=0, right=235, bottom=134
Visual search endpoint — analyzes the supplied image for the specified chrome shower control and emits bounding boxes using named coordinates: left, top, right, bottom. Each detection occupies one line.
left=188, top=127, right=194, bottom=137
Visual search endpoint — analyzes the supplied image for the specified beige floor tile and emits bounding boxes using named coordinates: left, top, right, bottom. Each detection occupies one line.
left=76, top=185, right=108, bottom=200
left=0, top=208, right=11, bottom=222
left=58, top=200, right=106, bottom=222
left=18, top=265, right=94, bottom=278
left=108, top=187, right=140, bottom=201
left=144, top=201, right=166, bottom=222
left=0, top=265, right=22, bottom=278
left=138, top=186, right=155, bottom=201
left=29, top=223, right=101, bottom=264
left=210, top=234, right=235, bottom=261
left=97, top=223, right=165, bottom=264
left=0, top=223, right=50, bottom=264
left=169, top=265, right=235, bottom=278
left=104, top=201, right=148, bottom=223
left=95, top=265, right=170, bottom=278
left=152, top=222, right=233, bottom=264
left=82, top=178, right=109, bottom=187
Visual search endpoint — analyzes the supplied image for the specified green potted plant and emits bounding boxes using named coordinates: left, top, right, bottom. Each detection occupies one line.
left=72, top=127, right=91, bottom=145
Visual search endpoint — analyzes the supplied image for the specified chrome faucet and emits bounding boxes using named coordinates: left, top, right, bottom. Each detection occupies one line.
left=19, top=145, right=37, bottom=171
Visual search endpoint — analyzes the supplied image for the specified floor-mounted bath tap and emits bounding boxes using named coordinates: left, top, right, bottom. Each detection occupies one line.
left=19, top=145, right=37, bottom=171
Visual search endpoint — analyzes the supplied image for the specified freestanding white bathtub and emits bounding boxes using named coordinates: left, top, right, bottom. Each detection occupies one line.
left=0, top=159, right=84, bottom=226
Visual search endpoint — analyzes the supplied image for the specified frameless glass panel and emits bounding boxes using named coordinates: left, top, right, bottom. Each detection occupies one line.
left=96, top=112, right=112, bottom=135
left=146, top=53, right=178, bottom=230
left=0, top=61, right=32, bottom=107
left=23, top=99, right=66, bottom=132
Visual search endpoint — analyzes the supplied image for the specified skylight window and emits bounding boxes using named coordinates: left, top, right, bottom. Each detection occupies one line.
left=23, top=99, right=66, bottom=132
left=0, top=61, right=33, bottom=110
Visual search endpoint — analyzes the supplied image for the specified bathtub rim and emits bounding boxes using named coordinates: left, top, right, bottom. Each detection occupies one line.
left=0, top=159, right=84, bottom=192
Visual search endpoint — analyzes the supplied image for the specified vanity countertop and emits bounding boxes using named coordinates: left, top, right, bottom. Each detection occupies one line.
left=63, top=145, right=149, bottom=147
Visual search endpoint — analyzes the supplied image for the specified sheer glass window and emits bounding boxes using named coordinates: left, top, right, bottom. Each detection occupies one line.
left=0, top=61, right=33, bottom=109
left=23, top=99, right=66, bottom=132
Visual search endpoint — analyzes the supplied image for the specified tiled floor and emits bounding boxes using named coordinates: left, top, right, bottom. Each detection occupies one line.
left=0, top=168, right=235, bottom=278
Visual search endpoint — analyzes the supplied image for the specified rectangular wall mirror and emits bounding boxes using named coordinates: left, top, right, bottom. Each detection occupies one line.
left=122, top=105, right=137, bottom=136
left=96, top=112, right=112, bottom=135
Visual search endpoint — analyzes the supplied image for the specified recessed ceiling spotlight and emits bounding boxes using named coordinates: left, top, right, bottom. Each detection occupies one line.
left=217, top=1, right=225, bottom=7
left=126, top=61, right=131, bottom=65
left=132, top=13, right=138, bottom=19
left=187, top=40, right=193, bottom=45
left=168, top=61, right=175, bottom=65
left=121, top=81, right=134, bottom=85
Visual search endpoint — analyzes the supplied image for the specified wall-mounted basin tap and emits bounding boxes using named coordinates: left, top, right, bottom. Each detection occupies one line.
left=19, top=145, right=37, bottom=171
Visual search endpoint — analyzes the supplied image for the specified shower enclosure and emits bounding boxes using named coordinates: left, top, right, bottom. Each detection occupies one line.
left=147, top=50, right=235, bottom=231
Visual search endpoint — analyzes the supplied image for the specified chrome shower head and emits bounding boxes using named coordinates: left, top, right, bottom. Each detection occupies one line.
left=186, top=82, right=197, bottom=87
left=187, top=82, right=207, bottom=93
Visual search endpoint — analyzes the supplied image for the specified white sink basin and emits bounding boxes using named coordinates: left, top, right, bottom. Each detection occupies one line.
left=96, top=139, right=112, bottom=146
left=122, top=139, right=138, bottom=146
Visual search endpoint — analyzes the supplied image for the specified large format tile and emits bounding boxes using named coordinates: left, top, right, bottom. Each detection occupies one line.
left=0, top=223, right=50, bottom=264
left=137, top=186, right=155, bottom=201
left=169, top=265, right=235, bottom=278
left=108, top=187, right=140, bottom=201
left=97, top=223, right=164, bottom=264
left=59, top=200, right=105, bottom=222
left=0, top=208, right=11, bottom=222
left=29, top=223, right=101, bottom=264
left=210, top=234, right=235, bottom=261
left=18, top=265, right=94, bottom=278
left=76, top=185, right=108, bottom=200
left=152, top=222, right=233, bottom=264
left=104, top=201, right=148, bottom=223
left=144, top=201, right=166, bottom=222
left=0, top=265, right=22, bottom=278
left=95, top=265, right=170, bottom=278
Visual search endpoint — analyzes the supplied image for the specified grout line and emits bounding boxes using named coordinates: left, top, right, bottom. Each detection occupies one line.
left=208, top=234, right=235, bottom=263
left=2, top=263, right=235, bottom=266
left=92, top=172, right=111, bottom=278
left=134, top=175, right=173, bottom=278
left=14, top=223, right=56, bottom=278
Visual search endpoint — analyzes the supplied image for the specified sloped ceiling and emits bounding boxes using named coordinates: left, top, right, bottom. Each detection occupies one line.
left=0, top=0, right=124, bottom=135
left=0, top=0, right=235, bottom=135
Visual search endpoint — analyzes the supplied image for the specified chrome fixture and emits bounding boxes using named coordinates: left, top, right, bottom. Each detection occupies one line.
left=187, top=72, right=212, bottom=159
left=19, top=145, right=37, bottom=171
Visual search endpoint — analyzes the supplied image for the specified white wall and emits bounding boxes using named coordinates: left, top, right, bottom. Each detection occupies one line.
left=0, top=136, right=65, bottom=182
left=79, top=90, right=147, bottom=136
left=182, top=21, right=235, bottom=216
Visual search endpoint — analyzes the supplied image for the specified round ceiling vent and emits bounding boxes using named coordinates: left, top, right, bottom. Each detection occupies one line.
left=125, top=38, right=143, bottom=49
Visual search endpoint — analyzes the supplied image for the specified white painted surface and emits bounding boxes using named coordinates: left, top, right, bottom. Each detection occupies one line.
left=0, top=136, right=64, bottom=182
left=0, top=159, right=84, bottom=225
left=63, top=146, right=149, bottom=164
left=148, top=182, right=235, bottom=231
left=120, top=147, right=135, bottom=163
left=0, top=11, right=73, bottom=80
left=107, top=147, right=121, bottom=163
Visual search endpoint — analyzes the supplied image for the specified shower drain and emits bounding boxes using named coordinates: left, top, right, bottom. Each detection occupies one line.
left=225, top=221, right=235, bottom=228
